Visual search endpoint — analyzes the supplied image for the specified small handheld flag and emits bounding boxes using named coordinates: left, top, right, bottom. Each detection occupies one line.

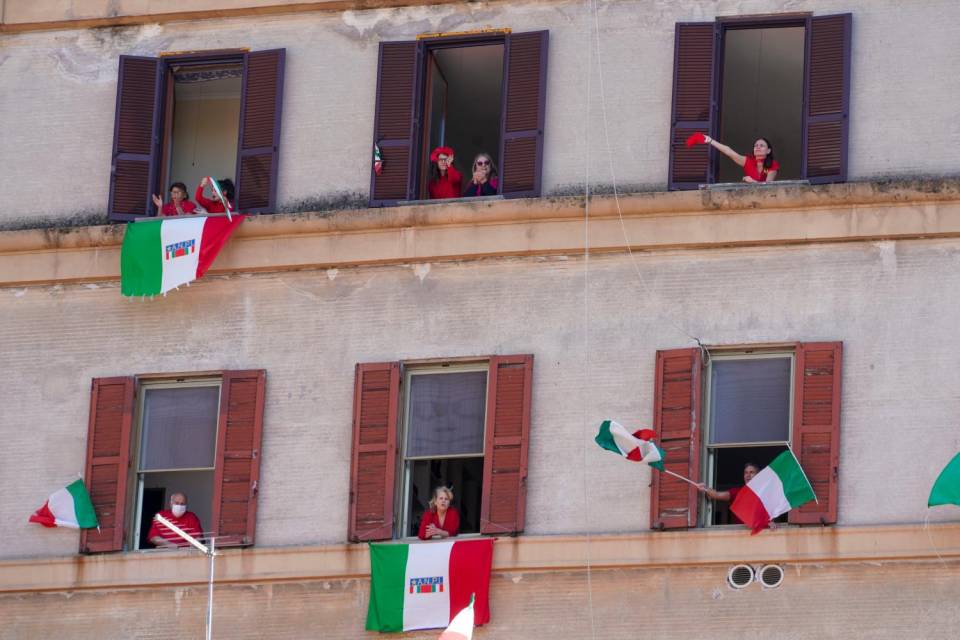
left=595, top=420, right=665, bottom=470
left=207, top=177, right=233, bottom=221
left=438, top=595, right=475, bottom=640
left=928, top=451, right=960, bottom=508
left=685, top=132, right=707, bottom=147
left=373, top=144, right=384, bottom=176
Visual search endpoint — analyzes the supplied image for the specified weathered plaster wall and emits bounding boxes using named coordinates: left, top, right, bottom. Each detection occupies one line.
left=3, top=238, right=960, bottom=560
left=1, top=0, right=959, bottom=227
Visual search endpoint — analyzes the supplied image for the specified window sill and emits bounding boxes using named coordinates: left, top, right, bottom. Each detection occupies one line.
left=700, top=179, right=811, bottom=191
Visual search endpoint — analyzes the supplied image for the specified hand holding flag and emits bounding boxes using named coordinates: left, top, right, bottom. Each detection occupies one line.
left=685, top=132, right=708, bottom=147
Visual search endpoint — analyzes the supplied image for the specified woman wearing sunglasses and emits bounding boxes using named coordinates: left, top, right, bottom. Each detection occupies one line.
left=463, top=153, right=498, bottom=197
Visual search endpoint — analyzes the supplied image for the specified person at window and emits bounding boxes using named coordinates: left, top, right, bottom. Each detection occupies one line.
left=147, top=492, right=203, bottom=548
left=696, top=462, right=761, bottom=525
left=427, top=146, right=462, bottom=200
left=195, top=177, right=235, bottom=213
left=152, top=182, right=198, bottom=216
left=463, top=153, right=498, bottom=197
left=417, top=486, right=460, bottom=540
left=692, top=134, right=780, bottom=183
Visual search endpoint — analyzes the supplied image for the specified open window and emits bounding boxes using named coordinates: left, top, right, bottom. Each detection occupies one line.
left=668, top=14, right=851, bottom=189
left=107, top=49, right=285, bottom=221
left=348, top=356, right=532, bottom=542
left=369, top=31, right=548, bottom=206
left=649, top=343, right=841, bottom=530
left=80, top=371, right=266, bottom=553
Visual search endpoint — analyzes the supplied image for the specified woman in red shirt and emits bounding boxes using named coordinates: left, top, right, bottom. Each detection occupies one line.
left=427, top=147, right=462, bottom=200
left=418, top=486, right=460, bottom=540
left=152, top=182, right=198, bottom=216
left=195, top=177, right=235, bottom=213
left=698, top=135, right=780, bottom=183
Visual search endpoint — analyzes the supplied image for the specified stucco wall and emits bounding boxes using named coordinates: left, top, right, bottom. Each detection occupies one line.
left=1, top=0, right=959, bottom=227
left=3, top=237, right=960, bottom=560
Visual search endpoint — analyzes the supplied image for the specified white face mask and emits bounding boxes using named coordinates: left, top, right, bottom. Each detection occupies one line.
left=171, top=504, right=187, bottom=518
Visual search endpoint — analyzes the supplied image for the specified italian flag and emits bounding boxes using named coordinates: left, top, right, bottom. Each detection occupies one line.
left=29, top=479, right=98, bottom=529
left=730, top=450, right=816, bottom=534
left=120, top=215, right=245, bottom=297
left=438, top=597, right=474, bottom=640
left=366, top=538, right=493, bottom=633
left=594, top=420, right=665, bottom=470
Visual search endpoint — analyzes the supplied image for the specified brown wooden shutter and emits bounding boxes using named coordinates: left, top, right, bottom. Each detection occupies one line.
left=790, top=342, right=842, bottom=525
left=668, top=23, right=718, bottom=190
left=480, top=354, right=533, bottom=535
left=369, top=42, right=421, bottom=206
left=499, top=31, right=549, bottom=198
left=107, top=56, right=162, bottom=221
left=348, top=362, right=401, bottom=541
left=80, top=377, right=135, bottom=553
left=211, top=370, right=266, bottom=546
left=802, top=14, right=852, bottom=184
left=650, top=348, right=702, bottom=529
left=235, top=49, right=285, bottom=213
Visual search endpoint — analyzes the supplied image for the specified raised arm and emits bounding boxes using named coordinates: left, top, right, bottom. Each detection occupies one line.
left=704, top=136, right=747, bottom=167
left=696, top=482, right=731, bottom=502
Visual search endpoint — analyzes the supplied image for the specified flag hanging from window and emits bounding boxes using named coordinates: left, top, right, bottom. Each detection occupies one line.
left=594, top=420, right=665, bottom=470
left=374, top=143, right=384, bottom=176
left=366, top=538, right=493, bottom=633
left=120, top=215, right=246, bottom=297
left=29, top=479, right=99, bottom=529
left=730, top=450, right=816, bottom=534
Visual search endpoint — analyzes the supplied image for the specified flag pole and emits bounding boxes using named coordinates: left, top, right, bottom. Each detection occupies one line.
left=662, top=468, right=699, bottom=487
left=785, top=443, right=819, bottom=504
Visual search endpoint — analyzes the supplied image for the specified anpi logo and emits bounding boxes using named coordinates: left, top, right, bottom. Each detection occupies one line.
left=409, top=576, right=444, bottom=594
left=165, top=239, right=196, bottom=260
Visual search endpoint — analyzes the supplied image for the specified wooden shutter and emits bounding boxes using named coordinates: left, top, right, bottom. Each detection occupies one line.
left=211, top=370, right=266, bottom=546
left=369, top=42, right=421, bottom=206
left=650, top=348, right=702, bottom=529
left=80, top=377, right=135, bottom=553
left=499, top=31, right=549, bottom=198
left=107, top=56, right=162, bottom=221
left=235, top=49, right=285, bottom=213
left=790, top=342, right=842, bottom=525
left=480, top=355, right=533, bottom=535
left=348, top=362, right=401, bottom=541
left=802, top=14, right=852, bottom=184
left=668, top=23, right=718, bottom=190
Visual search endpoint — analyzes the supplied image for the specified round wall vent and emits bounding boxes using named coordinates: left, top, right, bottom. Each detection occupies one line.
left=757, top=564, right=785, bottom=588
left=727, top=564, right=754, bottom=589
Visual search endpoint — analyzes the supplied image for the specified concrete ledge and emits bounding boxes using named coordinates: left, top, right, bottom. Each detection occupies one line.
left=2, top=180, right=960, bottom=288
left=2, top=522, right=958, bottom=594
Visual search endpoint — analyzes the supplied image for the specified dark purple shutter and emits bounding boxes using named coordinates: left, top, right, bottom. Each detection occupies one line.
left=107, top=56, right=162, bottom=221
left=802, top=14, right=852, bottom=184
left=369, top=41, right=421, bottom=206
left=235, top=49, right=285, bottom=213
left=498, top=31, right=549, bottom=198
left=668, top=23, right=718, bottom=191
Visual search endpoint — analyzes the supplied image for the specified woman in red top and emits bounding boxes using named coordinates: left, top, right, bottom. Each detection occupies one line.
left=418, top=486, right=460, bottom=540
left=427, top=147, right=462, bottom=200
left=701, top=135, right=779, bottom=183
left=152, top=182, right=198, bottom=216
left=195, top=177, right=235, bottom=213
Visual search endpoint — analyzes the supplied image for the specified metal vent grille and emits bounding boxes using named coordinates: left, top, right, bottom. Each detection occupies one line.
left=758, top=564, right=785, bottom=589
left=727, top=564, right=754, bottom=589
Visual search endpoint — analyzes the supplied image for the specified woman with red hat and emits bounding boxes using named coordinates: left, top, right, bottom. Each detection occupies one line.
left=427, top=146, right=462, bottom=199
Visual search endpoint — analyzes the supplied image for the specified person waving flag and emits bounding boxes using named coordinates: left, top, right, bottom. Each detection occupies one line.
left=730, top=450, right=816, bottom=534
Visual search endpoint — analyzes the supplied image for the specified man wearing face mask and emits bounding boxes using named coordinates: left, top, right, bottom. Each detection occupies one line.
left=148, top=492, right=203, bottom=549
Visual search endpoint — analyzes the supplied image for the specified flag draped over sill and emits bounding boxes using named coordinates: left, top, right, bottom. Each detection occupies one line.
left=730, top=450, right=816, bottom=534
left=366, top=538, right=493, bottom=633
left=29, top=479, right=98, bottom=529
left=120, top=215, right=246, bottom=297
left=929, top=451, right=960, bottom=508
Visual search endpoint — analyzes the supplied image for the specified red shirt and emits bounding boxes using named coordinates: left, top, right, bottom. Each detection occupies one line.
left=147, top=509, right=203, bottom=547
left=195, top=185, right=232, bottom=213
left=160, top=200, right=198, bottom=216
left=743, top=156, right=780, bottom=182
left=428, top=166, right=463, bottom=200
left=417, top=507, right=460, bottom=540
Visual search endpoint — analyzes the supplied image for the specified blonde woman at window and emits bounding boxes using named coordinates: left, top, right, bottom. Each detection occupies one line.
left=687, top=133, right=780, bottom=183
left=463, top=153, right=498, bottom=197
left=418, top=486, right=460, bottom=540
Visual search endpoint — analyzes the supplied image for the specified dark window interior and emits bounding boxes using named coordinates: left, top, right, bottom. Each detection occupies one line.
left=718, top=26, right=805, bottom=182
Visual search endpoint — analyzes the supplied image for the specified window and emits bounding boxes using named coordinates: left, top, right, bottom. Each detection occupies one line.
left=348, top=356, right=533, bottom=542
left=79, top=371, right=266, bottom=553
left=369, top=31, right=548, bottom=206
left=107, top=49, right=285, bottom=221
left=649, top=343, right=841, bottom=530
left=668, top=13, right=851, bottom=189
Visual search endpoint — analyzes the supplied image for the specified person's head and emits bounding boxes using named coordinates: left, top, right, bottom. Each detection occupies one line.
left=430, top=146, right=455, bottom=179
left=429, top=486, right=454, bottom=513
left=743, top=463, right=761, bottom=484
left=169, top=182, right=188, bottom=203
left=217, top=178, right=235, bottom=202
left=169, top=492, right=188, bottom=518
left=753, top=138, right=775, bottom=169
left=472, top=153, right=497, bottom=182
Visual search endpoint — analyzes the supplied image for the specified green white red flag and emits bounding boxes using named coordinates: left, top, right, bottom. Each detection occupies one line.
left=29, top=479, right=98, bottom=529
left=120, top=215, right=245, bottom=296
left=366, top=538, right=492, bottom=633
left=929, top=451, right=960, bottom=508
left=594, top=420, right=665, bottom=470
left=730, top=450, right=816, bottom=534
